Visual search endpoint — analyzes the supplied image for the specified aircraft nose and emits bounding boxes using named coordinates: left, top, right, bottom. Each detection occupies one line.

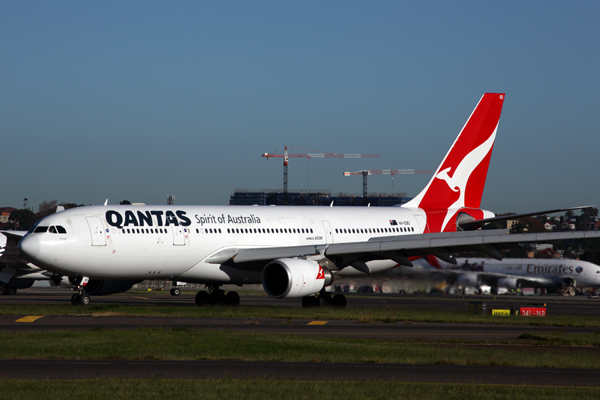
left=19, top=234, right=40, bottom=261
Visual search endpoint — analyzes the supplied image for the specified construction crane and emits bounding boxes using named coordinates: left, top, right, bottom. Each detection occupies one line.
left=262, top=145, right=379, bottom=197
left=343, top=169, right=431, bottom=200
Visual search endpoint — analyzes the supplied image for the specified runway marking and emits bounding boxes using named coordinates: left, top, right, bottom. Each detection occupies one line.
left=307, top=321, right=328, bottom=325
left=132, top=297, right=151, bottom=300
left=16, top=316, right=44, bottom=323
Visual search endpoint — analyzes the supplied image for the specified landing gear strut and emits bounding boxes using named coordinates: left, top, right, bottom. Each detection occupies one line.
left=302, top=290, right=346, bottom=308
left=195, top=284, right=240, bottom=306
left=70, top=277, right=90, bottom=306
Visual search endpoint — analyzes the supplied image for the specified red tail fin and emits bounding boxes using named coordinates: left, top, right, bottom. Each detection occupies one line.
left=405, top=93, right=505, bottom=232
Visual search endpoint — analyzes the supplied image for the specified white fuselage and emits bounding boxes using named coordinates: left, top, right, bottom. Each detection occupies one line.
left=19, top=204, right=425, bottom=284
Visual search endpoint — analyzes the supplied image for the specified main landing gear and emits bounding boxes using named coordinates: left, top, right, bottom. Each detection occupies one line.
left=0, top=284, right=17, bottom=296
left=195, top=284, right=240, bottom=306
left=302, top=290, right=346, bottom=308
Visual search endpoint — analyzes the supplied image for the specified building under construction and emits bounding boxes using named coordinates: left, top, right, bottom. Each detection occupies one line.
left=229, top=189, right=412, bottom=207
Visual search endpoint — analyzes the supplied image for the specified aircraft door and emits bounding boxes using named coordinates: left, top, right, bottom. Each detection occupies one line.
left=322, top=221, right=333, bottom=244
left=86, top=216, right=107, bottom=246
left=172, top=226, right=187, bottom=246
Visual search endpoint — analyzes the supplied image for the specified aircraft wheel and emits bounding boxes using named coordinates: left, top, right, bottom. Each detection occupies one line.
left=195, top=291, right=209, bottom=305
left=331, top=294, right=347, bottom=307
left=170, top=288, right=181, bottom=296
left=80, top=294, right=91, bottom=306
left=71, top=294, right=80, bottom=305
left=7, top=286, right=17, bottom=295
left=225, top=291, right=240, bottom=306
left=0, top=285, right=5, bottom=295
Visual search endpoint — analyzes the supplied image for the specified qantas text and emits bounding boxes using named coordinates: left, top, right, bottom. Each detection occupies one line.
left=105, top=211, right=262, bottom=229
left=106, top=210, right=191, bottom=229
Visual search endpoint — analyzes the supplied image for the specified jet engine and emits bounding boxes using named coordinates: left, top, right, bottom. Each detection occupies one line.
left=262, top=258, right=332, bottom=299
left=83, top=280, right=141, bottom=296
left=497, top=277, right=519, bottom=289
left=456, top=272, right=479, bottom=287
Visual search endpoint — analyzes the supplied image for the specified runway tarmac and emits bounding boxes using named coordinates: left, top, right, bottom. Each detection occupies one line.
left=1, top=314, right=599, bottom=340
left=1, top=359, right=599, bottom=387
left=2, top=289, right=600, bottom=386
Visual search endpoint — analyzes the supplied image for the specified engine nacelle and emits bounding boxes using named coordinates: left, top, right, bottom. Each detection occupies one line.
left=84, top=280, right=141, bottom=296
left=262, top=258, right=331, bottom=299
left=497, top=277, right=519, bottom=289
left=456, top=272, right=479, bottom=287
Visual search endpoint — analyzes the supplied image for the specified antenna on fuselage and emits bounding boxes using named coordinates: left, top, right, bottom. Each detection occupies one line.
left=104, top=199, right=108, bottom=206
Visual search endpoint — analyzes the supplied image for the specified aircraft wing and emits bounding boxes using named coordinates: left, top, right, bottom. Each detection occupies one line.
left=211, top=229, right=600, bottom=268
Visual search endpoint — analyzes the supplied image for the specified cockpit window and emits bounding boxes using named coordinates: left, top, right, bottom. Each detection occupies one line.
left=34, top=226, right=49, bottom=233
left=47, top=225, right=67, bottom=234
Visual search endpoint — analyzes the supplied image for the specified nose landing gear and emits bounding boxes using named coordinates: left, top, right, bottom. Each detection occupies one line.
left=70, top=277, right=90, bottom=305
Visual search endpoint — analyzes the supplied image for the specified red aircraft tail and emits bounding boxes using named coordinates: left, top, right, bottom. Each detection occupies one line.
left=405, top=93, right=505, bottom=232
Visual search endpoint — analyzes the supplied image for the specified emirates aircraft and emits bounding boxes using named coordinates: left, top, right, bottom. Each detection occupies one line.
left=395, top=256, right=600, bottom=295
left=17, top=93, right=600, bottom=306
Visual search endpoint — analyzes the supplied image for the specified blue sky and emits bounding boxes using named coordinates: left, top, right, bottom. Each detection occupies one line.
left=1, top=1, right=598, bottom=214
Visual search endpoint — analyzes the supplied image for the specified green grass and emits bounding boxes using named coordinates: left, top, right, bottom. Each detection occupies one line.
left=1, top=328, right=600, bottom=369
left=0, top=379, right=598, bottom=400
left=2, top=303, right=600, bottom=327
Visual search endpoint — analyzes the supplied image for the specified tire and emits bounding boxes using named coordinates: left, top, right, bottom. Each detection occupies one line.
left=195, top=291, right=209, bottom=305
left=225, top=291, right=240, bottom=306
left=80, top=294, right=91, bottom=306
left=71, top=294, right=80, bottom=305
left=170, top=288, right=181, bottom=296
left=7, top=286, right=17, bottom=295
left=0, top=285, right=5, bottom=295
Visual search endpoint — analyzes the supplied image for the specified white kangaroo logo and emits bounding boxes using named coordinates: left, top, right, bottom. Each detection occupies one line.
left=436, top=125, right=498, bottom=231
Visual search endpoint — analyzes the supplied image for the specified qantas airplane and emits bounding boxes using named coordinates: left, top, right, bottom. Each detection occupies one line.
left=17, top=93, right=600, bottom=306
